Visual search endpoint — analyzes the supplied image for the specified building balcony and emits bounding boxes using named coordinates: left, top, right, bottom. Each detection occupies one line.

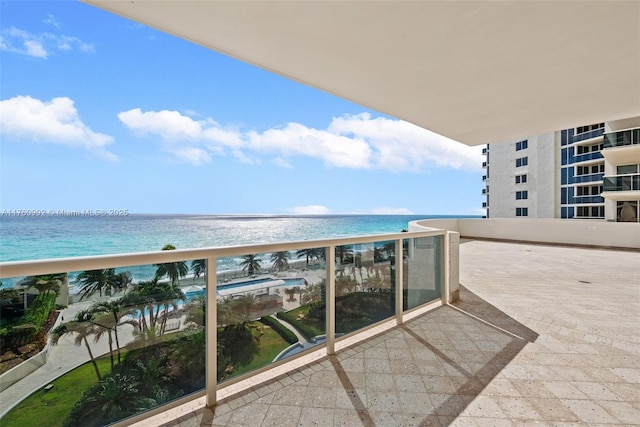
left=571, top=151, right=603, bottom=164
left=482, top=161, right=487, bottom=168
left=0, top=230, right=447, bottom=426
left=601, top=136, right=640, bottom=166
left=602, top=174, right=640, bottom=201
left=2, top=220, right=639, bottom=426
left=482, top=175, right=487, bottom=181
left=482, top=147, right=488, bottom=155
left=481, top=202, right=488, bottom=208
left=481, top=188, right=487, bottom=195
left=572, top=127, right=605, bottom=143
left=603, top=127, right=640, bottom=149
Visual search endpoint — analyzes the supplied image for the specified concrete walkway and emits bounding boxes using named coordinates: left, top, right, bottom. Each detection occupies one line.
left=0, top=302, right=137, bottom=417
left=133, top=239, right=640, bottom=426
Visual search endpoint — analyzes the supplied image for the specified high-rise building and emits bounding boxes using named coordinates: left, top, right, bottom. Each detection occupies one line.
left=482, top=117, right=640, bottom=222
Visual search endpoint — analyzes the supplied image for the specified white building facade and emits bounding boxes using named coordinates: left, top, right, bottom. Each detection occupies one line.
left=483, top=117, right=640, bottom=222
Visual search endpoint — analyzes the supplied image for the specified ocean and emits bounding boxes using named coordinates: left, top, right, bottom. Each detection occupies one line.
left=0, top=214, right=474, bottom=286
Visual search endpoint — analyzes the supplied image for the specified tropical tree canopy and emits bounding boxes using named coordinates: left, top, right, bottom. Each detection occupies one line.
left=240, top=254, right=262, bottom=276
left=77, top=269, right=119, bottom=299
left=335, top=245, right=354, bottom=264
left=19, top=273, right=65, bottom=296
left=270, top=251, right=290, bottom=272
left=191, top=259, right=206, bottom=279
left=154, top=244, right=188, bottom=285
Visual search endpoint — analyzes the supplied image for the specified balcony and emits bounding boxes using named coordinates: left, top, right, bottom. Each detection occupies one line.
left=572, top=127, right=604, bottom=143
left=482, top=175, right=487, bottom=181
left=481, top=202, right=488, bottom=208
left=603, top=128, right=640, bottom=149
left=0, top=230, right=447, bottom=426
left=602, top=174, right=640, bottom=201
left=2, top=220, right=639, bottom=426
left=125, top=238, right=640, bottom=425
left=482, top=147, right=488, bottom=155
left=481, top=188, right=487, bottom=195
left=482, top=161, right=487, bottom=168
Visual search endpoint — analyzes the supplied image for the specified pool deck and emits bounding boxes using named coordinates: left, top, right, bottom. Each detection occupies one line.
left=133, top=239, right=640, bottom=426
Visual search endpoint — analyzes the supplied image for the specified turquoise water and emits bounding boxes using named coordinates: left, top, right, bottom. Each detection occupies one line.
left=0, top=214, right=475, bottom=289
left=0, top=214, right=472, bottom=262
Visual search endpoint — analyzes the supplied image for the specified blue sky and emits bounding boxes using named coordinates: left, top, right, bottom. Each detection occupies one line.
left=1, top=1, right=483, bottom=216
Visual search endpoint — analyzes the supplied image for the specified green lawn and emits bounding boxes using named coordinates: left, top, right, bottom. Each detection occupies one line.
left=225, top=322, right=290, bottom=379
left=2, top=324, right=289, bottom=427
left=1, top=357, right=115, bottom=427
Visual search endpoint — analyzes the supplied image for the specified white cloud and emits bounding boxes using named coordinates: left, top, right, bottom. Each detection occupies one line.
left=289, top=205, right=331, bottom=215
left=44, top=14, right=62, bottom=29
left=118, top=108, right=482, bottom=171
left=0, top=95, right=117, bottom=160
left=328, top=113, right=483, bottom=171
left=118, top=108, right=246, bottom=166
left=0, top=26, right=94, bottom=58
left=248, top=123, right=372, bottom=169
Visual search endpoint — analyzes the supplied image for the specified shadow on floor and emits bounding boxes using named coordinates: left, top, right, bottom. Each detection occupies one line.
left=161, top=285, right=540, bottom=426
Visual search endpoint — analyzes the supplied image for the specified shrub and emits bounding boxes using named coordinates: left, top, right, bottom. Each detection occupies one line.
left=259, top=316, right=297, bottom=344
left=276, top=311, right=319, bottom=341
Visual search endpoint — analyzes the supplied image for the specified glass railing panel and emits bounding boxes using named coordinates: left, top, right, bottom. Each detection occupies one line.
left=603, top=128, right=640, bottom=148
left=1, top=259, right=207, bottom=427
left=603, top=174, right=640, bottom=192
left=217, top=247, right=325, bottom=382
left=334, top=240, right=395, bottom=336
left=403, top=235, right=443, bottom=311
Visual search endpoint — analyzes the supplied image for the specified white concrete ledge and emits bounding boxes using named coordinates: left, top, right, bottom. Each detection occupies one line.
left=412, top=218, right=640, bottom=250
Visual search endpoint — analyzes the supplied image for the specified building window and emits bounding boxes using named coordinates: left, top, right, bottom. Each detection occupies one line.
left=577, top=164, right=603, bottom=176
left=515, top=174, right=527, bottom=184
left=516, top=157, right=528, bottom=167
left=515, top=140, right=528, bottom=151
left=576, top=206, right=605, bottom=218
left=577, top=143, right=603, bottom=154
left=516, top=191, right=528, bottom=200
left=576, top=123, right=604, bottom=134
left=617, top=164, right=639, bottom=175
left=516, top=207, right=528, bottom=217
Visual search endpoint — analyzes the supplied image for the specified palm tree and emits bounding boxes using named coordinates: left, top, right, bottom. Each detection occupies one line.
left=284, top=287, right=297, bottom=302
left=296, top=248, right=315, bottom=266
left=113, top=271, right=133, bottom=294
left=91, top=299, right=132, bottom=365
left=68, top=374, right=144, bottom=426
left=270, top=251, right=290, bottom=272
left=23, top=273, right=65, bottom=295
left=77, top=269, right=118, bottom=299
left=240, top=254, right=262, bottom=276
left=191, top=259, right=206, bottom=279
left=51, top=310, right=102, bottom=380
left=335, top=245, right=354, bottom=265
left=154, top=244, right=188, bottom=285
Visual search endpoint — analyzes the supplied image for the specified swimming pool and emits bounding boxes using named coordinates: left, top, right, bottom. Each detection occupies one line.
left=182, top=277, right=306, bottom=297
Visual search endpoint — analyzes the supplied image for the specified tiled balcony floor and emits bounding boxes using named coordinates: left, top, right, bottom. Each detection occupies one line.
left=136, top=239, right=640, bottom=426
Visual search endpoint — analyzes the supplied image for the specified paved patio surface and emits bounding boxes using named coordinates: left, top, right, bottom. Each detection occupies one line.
left=135, top=239, right=640, bottom=426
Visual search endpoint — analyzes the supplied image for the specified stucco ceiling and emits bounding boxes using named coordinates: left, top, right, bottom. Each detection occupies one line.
left=84, top=1, right=640, bottom=146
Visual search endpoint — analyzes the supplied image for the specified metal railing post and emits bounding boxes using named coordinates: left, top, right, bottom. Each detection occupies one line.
left=395, top=238, right=403, bottom=324
left=442, top=233, right=450, bottom=305
left=326, top=246, right=335, bottom=355
left=205, top=256, right=217, bottom=407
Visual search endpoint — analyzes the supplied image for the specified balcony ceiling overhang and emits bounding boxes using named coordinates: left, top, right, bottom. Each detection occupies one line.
left=602, top=191, right=640, bottom=202
left=83, top=1, right=640, bottom=146
left=602, top=146, right=640, bottom=165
